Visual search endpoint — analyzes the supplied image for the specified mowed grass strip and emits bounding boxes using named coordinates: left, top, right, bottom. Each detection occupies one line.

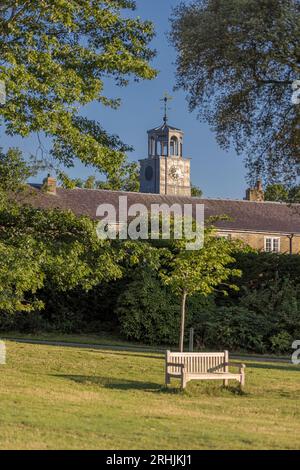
left=0, top=340, right=299, bottom=450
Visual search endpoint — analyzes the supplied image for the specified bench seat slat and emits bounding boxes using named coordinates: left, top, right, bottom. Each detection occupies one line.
left=186, top=373, right=241, bottom=380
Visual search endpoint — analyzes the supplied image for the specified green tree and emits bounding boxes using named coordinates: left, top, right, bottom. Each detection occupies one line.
left=160, top=224, right=241, bottom=351
left=0, top=146, right=159, bottom=314
left=58, top=161, right=140, bottom=192
left=57, top=172, right=94, bottom=190
left=170, top=0, right=300, bottom=183
left=0, top=238, right=45, bottom=313
left=264, top=183, right=300, bottom=202
left=0, top=148, right=121, bottom=313
left=288, top=185, right=300, bottom=202
left=191, top=185, right=203, bottom=198
left=96, top=162, right=140, bottom=192
left=264, top=184, right=289, bottom=202
left=0, top=201, right=125, bottom=312
left=0, top=147, right=38, bottom=192
left=0, top=1, right=156, bottom=176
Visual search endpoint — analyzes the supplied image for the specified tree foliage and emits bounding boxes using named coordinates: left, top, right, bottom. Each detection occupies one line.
left=191, top=185, right=203, bottom=198
left=58, top=161, right=140, bottom=192
left=170, top=0, right=300, bottom=183
left=161, top=226, right=240, bottom=298
left=0, top=200, right=124, bottom=312
left=264, top=183, right=289, bottom=202
left=0, top=0, right=156, bottom=175
left=264, top=183, right=300, bottom=202
left=116, top=268, right=180, bottom=344
left=160, top=224, right=241, bottom=350
left=0, top=147, right=38, bottom=192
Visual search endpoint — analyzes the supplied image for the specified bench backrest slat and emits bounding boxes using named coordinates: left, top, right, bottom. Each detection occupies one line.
left=167, top=351, right=227, bottom=374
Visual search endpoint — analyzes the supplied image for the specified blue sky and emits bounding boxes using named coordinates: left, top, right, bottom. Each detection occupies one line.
left=0, top=0, right=248, bottom=200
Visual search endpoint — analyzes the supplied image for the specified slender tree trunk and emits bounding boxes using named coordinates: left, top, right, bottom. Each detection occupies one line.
left=179, top=290, right=187, bottom=352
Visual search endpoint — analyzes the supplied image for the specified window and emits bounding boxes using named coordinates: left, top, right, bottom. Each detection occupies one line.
left=159, top=140, right=168, bottom=156
left=264, top=237, right=280, bottom=253
left=170, top=136, right=179, bottom=156
left=150, top=137, right=156, bottom=156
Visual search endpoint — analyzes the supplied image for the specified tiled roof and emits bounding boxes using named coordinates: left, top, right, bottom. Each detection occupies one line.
left=23, top=185, right=300, bottom=235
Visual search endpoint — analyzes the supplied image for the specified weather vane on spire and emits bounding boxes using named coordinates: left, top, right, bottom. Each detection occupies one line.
left=160, top=92, right=173, bottom=124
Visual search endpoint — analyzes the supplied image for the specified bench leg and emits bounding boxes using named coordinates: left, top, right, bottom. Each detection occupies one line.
left=165, top=372, right=171, bottom=387
left=240, top=372, right=245, bottom=390
left=223, top=379, right=229, bottom=387
left=181, top=372, right=187, bottom=390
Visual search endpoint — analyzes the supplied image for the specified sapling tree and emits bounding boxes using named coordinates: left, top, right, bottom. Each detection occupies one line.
left=160, top=224, right=241, bottom=352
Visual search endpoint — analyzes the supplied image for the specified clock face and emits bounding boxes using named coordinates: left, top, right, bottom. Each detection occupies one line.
left=145, top=166, right=153, bottom=181
left=169, top=164, right=183, bottom=181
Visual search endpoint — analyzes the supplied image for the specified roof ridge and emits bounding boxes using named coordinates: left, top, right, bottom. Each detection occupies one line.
left=57, top=187, right=300, bottom=206
left=28, top=184, right=300, bottom=207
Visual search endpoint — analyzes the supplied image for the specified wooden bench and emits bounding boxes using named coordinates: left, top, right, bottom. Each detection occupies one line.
left=165, top=350, right=245, bottom=390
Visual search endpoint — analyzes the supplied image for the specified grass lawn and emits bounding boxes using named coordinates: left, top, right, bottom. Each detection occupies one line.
left=0, top=339, right=299, bottom=450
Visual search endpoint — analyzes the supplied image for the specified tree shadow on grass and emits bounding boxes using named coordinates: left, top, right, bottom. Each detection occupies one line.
left=54, top=374, right=245, bottom=396
left=183, top=381, right=247, bottom=397
left=224, top=385, right=247, bottom=396
left=54, top=374, right=178, bottom=394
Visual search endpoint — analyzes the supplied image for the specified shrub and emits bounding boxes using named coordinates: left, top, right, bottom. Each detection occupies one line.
left=116, top=270, right=180, bottom=344
left=193, top=276, right=300, bottom=353
left=270, top=332, right=293, bottom=354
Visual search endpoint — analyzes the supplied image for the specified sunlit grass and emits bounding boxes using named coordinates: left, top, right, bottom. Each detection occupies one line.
left=0, top=340, right=299, bottom=450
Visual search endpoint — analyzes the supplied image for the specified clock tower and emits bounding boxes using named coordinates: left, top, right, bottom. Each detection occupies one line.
left=139, top=112, right=191, bottom=197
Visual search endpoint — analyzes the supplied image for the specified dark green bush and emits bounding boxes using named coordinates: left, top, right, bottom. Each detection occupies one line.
left=193, top=276, right=300, bottom=354
left=115, top=269, right=180, bottom=344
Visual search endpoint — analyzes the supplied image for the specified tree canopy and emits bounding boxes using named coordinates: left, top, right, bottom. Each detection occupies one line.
left=0, top=0, right=156, bottom=178
left=58, top=161, right=140, bottom=192
left=160, top=224, right=241, bottom=351
left=0, top=148, right=157, bottom=314
left=191, top=185, right=203, bottom=198
left=170, top=0, right=300, bottom=183
left=264, top=183, right=300, bottom=202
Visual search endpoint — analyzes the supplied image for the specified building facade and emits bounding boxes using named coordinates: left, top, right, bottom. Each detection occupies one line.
left=24, top=117, right=300, bottom=255
left=28, top=178, right=300, bottom=255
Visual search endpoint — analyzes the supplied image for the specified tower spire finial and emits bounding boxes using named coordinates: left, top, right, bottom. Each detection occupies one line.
left=160, top=92, right=173, bottom=124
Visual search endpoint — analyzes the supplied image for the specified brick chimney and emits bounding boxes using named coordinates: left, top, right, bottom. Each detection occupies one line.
left=245, top=180, right=264, bottom=202
left=42, top=174, right=57, bottom=195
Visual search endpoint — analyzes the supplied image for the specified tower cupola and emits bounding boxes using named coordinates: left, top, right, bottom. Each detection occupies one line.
left=147, top=124, right=183, bottom=158
left=139, top=94, right=191, bottom=197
